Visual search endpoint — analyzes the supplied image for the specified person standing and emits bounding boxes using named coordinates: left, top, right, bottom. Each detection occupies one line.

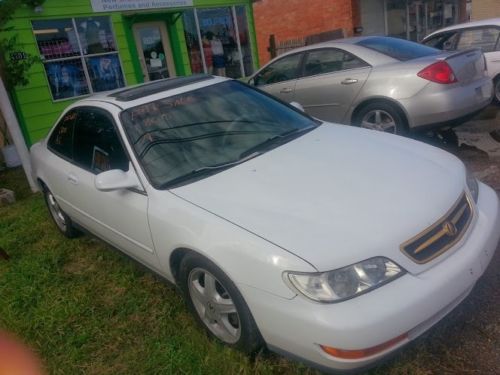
left=206, top=31, right=225, bottom=76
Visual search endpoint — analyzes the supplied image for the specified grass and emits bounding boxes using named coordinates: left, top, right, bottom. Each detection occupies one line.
left=1, top=167, right=499, bottom=374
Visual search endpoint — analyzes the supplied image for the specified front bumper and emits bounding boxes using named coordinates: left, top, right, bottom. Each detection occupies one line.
left=239, top=182, right=500, bottom=372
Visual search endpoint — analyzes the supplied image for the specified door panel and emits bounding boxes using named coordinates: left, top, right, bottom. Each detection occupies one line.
left=254, top=52, right=303, bottom=102
left=58, top=106, right=158, bottom=269
left=63, top=166, right=159, bottom=268
left=294, top=49, right=371, bottom=123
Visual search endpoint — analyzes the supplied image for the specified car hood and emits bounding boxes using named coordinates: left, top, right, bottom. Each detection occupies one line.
left=172, top=124, right=465, bottom=274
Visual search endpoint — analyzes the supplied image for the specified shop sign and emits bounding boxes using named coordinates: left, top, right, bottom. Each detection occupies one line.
left=90, top=0, right=193, bottom=13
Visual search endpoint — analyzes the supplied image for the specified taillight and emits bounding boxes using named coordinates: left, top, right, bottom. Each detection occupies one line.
left=417, top=61, right=457, bottom=84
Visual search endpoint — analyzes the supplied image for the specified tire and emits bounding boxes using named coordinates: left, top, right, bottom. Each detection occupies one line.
left=179, top=253, right=263, bottom=353
left=494, top=76, right=500, bottom=105
left=353, top=102, right=408, bottom=135
left=43, top=187, right=79, bottom=238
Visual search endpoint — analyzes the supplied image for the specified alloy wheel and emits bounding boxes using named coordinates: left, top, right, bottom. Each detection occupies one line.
left=360, top=109, right=397, bottom=134
left=188, top=267, right=241, bottom=344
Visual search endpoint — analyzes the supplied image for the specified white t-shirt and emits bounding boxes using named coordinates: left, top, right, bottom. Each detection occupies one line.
left=210, top=39, right=224, bottom=56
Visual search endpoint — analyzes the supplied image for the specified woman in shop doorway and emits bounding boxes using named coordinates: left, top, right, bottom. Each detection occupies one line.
left=206, top=31, right=226, bottom=76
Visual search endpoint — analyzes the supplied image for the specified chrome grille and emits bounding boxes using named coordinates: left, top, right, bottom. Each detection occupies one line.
left=400, top=193, right=473, bottom=264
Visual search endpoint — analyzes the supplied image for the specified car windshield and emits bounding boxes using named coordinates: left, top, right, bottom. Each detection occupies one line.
left=357, top=37, right=440, bottom=61
left=121, top=80, right=318, bottom=189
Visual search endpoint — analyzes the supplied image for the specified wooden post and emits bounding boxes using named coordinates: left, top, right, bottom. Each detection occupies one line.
left=268, top=34, right=277, bottom=59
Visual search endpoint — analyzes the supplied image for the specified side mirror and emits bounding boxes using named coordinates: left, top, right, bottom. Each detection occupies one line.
left=95, top=164, right=142, bottom=192
left=247, top=77, right=255, bottom=86
left=290, top=101, right=305, bottom=112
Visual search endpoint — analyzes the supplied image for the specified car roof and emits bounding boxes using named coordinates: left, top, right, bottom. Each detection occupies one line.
left=272, top=35, right=376, bottom=55
left=424, top=17, right=500, bottom=39
left=254, top=36, right=404, bottom=70
left=74, top=74, right=231, bottom=110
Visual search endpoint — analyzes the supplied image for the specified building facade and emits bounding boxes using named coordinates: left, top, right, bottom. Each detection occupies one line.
left=253, top=0, right=360, bottom=65
left=471, top=0, right=500, bottom=20
left=360, top=0, right=469, bottom=42
left=254, top=0, right=469, bottom=65
left=4, top=0, right=258, bottom=146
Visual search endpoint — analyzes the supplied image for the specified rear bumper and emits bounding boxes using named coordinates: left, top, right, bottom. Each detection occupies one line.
left=401, top=78, right=493, bottom=130
left=239, top=182, right=500, bottom=372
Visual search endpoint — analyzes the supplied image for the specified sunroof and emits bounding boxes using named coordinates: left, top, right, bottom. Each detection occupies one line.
left=109, top=75, right=214, bottom=102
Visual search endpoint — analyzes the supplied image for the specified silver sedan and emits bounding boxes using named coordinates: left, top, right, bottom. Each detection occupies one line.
left=248, top=36, right=493, bottom=135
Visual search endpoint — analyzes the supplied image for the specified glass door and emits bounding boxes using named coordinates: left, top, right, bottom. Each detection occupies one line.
left=409, top=1, right=426, bottom=41
left=133, top=22, right=176, bottom=82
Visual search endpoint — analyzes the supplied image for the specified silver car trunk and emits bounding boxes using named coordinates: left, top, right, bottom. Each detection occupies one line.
left=442, top=48, right=487, bottom=84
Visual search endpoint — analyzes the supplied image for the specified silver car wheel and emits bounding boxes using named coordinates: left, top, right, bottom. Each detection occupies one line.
left=188, top=267, right=241, bottom=344
left=46, top=191, right=67, bottom=232
left=360, top=109, right=397, bottom=134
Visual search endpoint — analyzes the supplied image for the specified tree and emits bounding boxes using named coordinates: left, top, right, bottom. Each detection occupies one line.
left=0, top=0, right=44, bottom=89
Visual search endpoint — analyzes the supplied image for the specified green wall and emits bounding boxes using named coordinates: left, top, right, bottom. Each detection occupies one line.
left=4, top=0, right=257, bottom=146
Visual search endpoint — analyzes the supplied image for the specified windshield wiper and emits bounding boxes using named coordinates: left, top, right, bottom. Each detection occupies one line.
left=239, top=126, right=316, bottom=159
left=160, top=152, right=261, bottom=189
left=193, top=152, right=261, bottom=172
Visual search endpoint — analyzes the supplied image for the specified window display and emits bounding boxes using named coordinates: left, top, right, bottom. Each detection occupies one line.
left=44, top=59, right=89, bottom=100
left=33, top=17, right=124, bottom=101
left=183, top=6, right=254, bottom=78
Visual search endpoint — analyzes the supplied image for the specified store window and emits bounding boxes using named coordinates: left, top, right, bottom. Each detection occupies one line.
left=183, top=10, right=204, bottom=74
left=32, top=17, right=125, bottom=101
left=385, top=0, right=461, bottom=42
left=182, top=6, right=254, bottom=78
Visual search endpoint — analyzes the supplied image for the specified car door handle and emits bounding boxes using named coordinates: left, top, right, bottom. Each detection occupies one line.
left=280, top=87, right=293, bottom=93
left=341, top=78, right=358, bottom=85
left=67, top=173, right=78, bottom=185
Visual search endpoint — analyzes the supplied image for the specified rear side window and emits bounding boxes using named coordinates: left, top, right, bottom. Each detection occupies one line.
left=303, top=49, right=368, bottom=76
left=73, top=108, right=129, bottom=173
left=48, top=109, right=76, bottom=159
left=422, top=32, right=459, bottom=51
left=456, top=27, right=500, bottom=53
left=254, top=53, right=303, bottom=86
left=357, top=37, right=439, bottom=61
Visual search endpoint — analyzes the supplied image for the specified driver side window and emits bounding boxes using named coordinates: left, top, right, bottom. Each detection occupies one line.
left=254, top=53, right=303, bottom=86
left=73, top=108, right=129, bottom=174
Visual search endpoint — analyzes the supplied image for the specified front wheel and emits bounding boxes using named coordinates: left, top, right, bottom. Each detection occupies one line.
left=353, top=102, right=408, bottom=135
left=179, top=253, right=263, bottom=353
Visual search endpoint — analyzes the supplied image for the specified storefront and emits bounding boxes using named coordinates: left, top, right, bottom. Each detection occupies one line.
left=360, top=0, right=468, bottom=42
left=6, top=0, right=257, bottom=146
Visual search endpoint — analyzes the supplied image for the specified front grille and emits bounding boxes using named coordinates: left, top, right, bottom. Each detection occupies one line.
left=400, top=193, right=473, bottom=264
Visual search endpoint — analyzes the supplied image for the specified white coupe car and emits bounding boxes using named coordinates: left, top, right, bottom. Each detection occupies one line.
left=30, top=75, right=500, bottom=372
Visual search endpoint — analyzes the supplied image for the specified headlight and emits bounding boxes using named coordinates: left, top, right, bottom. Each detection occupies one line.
left=284, top=257, right=405, bottom=303
left=466, top=169, right=479, bottom=203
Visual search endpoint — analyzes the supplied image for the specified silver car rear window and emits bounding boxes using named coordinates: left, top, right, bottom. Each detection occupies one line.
left=357, top=37, right=440, bottom=61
